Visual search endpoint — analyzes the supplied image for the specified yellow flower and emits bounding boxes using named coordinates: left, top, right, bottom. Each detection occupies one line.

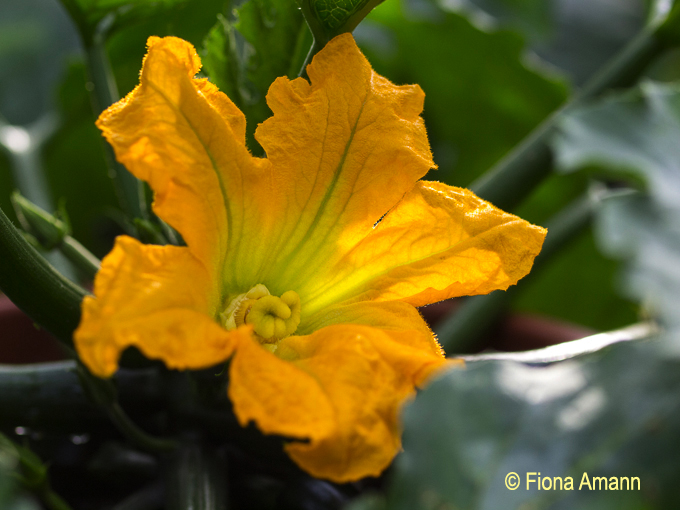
left=74, top=34, right=546, bottom=482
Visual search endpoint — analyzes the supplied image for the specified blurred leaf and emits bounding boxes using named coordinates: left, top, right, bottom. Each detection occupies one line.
left=59, top=0, right=187, bottom=41
left=0, top=0, right=80, bottom=125
left=555, top=82, right=680, bottom=349
left=460, top=0, right=646, bottom=86
left=0, top=435, right=42, bottom=510
left=384, top=340, right=679, bottom=510
left=511, top=220, right=638, bottom=331
left=202, top=0, right=311, bottom=153
left=357, top=0, right=568, bottom=186
left=106, top=0, right=227, bottom=95
left=451, top=0, right=553, bottom=40
left=44, top=60, right=119, bottom=257
left=557, top=83, right=680, bottom=211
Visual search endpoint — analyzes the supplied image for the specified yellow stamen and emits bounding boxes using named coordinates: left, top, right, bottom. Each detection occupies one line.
left=221, top=285, right=301, bottom=343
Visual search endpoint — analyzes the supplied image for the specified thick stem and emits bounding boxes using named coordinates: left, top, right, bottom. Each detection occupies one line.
left=164, top=444, right=229, bottom=510
left=470, top=27, right=668, bottom=211
left=0, top=361, right=163, bottom=429
left=111, top=481, right=165, bottom=510
left=0, top=207, right=86, bottom=347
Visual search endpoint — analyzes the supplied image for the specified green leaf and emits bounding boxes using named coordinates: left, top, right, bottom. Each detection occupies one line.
left=448, top=0, right=553, bottom=41
left=0, top=434, right=48, bottom=510
left=385, top=341, right=680, bottom=509
left=555, top=82, right=680, bottom=349
left=312, top=0, right=374, bottom=31
left=202, top=0, right=311, bottom=154
left=59, top=0, right=187, bottom=41
left=557, top=83, right=680, bottom=209
left=357, top=0, right=568, bottom=187
left=299, top=0, right=385, bottom=44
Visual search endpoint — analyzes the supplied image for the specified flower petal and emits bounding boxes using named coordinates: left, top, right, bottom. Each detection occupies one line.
left=74, top=236, right=241, bottom=376
left=252, top=33, right=435, bottom=297
left=300, top=300, right=444, bottom=368
left=303, top=181, right=548, bottom=312
left=227, top=335, right=337, bottom=443
left=228, top=323, right=456, bottom=482
left=96, top=36, right=271, bottom=279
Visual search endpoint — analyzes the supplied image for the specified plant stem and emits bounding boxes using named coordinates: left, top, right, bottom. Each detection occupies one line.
left=61, top=235, right=101, bottom=279
left=0, top=116, right=79, bottom=281
left=84, top=18, right=146, bottom=222
left=0, top=207, right=86, bottom=347
left=0, top=361, right=163, bottom=429
left=436, top=188, right=614, bottom=354
left=111, top=481, right=164, bottom=510
left=470, top=26, right=669, bottom=211
left=298, top=38, right=323, bottom=79
left=105, top=401, right=178, bottom=453
left=164, top=444, right=229, bottom=510
left=75, top=362, right=178, bottom=453
left=41, top=489, right=75, bottom=510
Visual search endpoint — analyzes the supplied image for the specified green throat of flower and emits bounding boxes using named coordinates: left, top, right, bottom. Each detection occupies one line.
left=221, top=284, right=301, bottom=344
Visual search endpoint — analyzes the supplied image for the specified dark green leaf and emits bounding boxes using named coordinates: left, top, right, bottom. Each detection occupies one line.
left=312, top=0, right=374, bottom=31
left=203, top=0, right=311, bottom=154
left=59, top=0, right=187, bottom=41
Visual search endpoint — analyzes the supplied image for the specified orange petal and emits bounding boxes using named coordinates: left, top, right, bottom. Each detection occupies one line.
left=302, top=181, right=547, bottom=312
left=74, top=236, right=240, bottom=376
left=228, top=323, right=456, bottom=482
left=96, top=36, right=272, bottom=281
left=300, top=299, right=444, bottom=365
left=251, top=33, right=435, bottom=298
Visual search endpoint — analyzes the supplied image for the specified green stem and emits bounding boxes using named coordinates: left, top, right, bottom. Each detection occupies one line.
left=75, top=362, right=178, bottom=453
left=0, top=207, right=86, bottom=347
left=84, top=19, right=146, bottom=221
left=59, top=0, right=146, bottom=220
left=111, top=482, right=164, bottom=510
left=41, top=489, right=75, bottom=510
left=299, top=38, right=323, bottom=79
left=61, top=235, right=101, bottom=280
left=0, top=117, right=78, bottom=281
left=296, top=0, right=329, bottom=48
left=164, top=444, right=229, bottom=510
left=436, top=188, right=613, bottom=353
left=470, top=26, right=669, bottom=211
left=105, top=401, right=178, bottom=453
left=0, top=361, right=164, bottom=429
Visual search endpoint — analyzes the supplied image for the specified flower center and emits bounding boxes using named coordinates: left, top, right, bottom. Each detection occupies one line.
left=220, top=284, right=301, bottom=343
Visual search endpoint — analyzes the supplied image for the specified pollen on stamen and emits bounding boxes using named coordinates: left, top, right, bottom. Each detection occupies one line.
left=220, top=285, right=301, bottom=344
